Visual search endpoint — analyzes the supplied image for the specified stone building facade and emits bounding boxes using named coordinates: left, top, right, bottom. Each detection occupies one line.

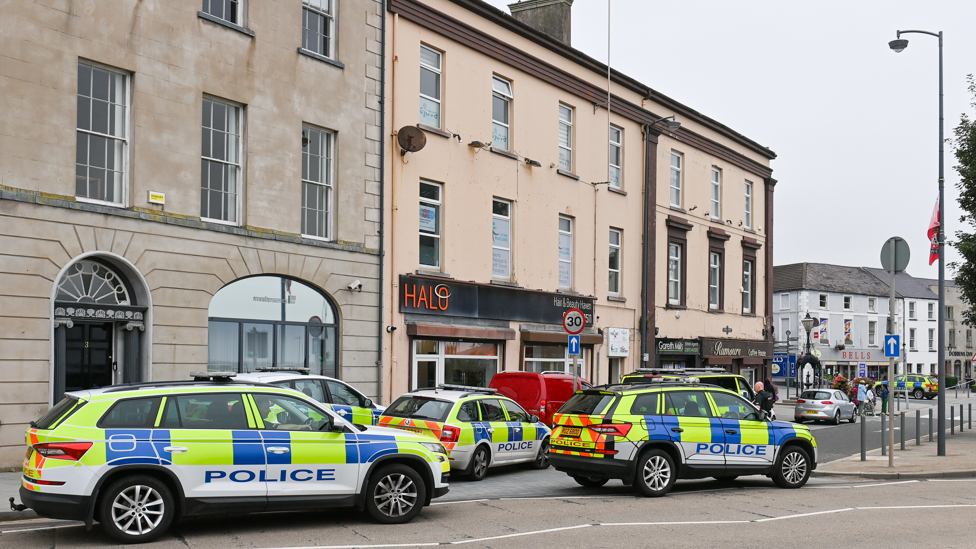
left=0, top=0, right=384, bottom=467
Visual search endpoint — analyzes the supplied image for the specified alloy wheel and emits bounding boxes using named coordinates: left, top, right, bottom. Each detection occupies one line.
left=111, top=484, right=165, bottom=536
left=642, top=455, right=672, bottom=491
left=474, top=450, right=488, bottom=477
left=372, top=473, right=418, bottom=518
left=781, top=451, right=807, bottom=485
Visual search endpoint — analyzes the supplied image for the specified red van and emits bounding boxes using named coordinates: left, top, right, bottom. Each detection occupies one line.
left=489, top=371, right=591, bottom=426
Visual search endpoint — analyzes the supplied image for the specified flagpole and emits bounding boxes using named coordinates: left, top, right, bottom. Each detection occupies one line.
left=936, top=31, right=946, bottom=456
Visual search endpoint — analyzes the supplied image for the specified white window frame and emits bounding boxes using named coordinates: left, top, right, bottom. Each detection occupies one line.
left=300, top=124, right=335, bottom=240
left=608, top=228, right=622, bottom=295
left=419, top=44, right=442, bottom=128
left=668, top=243, right=681, bottom=306
left=928, top=302, right=935, bottom=320
left=558, top=215, right=573, bottom=289
left=670, top=151, right=683, bottom=208
left=76, top=61, right=130, bottom=207
left=200, top=95, right=243, bottom=225
left=301, top=0, right=336, bottom=60
left=419, top=180, right=442, bottom=268
left=609, top=125, right=623, bottom=189
left=868, top=297, right=877, bottom=313
left=949, top=329, right=956, bottom=347
left=819, top=294, right=828, bottom=309
left=492, top=198, right=512, bottom=280
left=947, top=306, right=954, bottom=320
left=843, top=295, right=852, bottom=311
left=909, top=301, right=916, bottom=320
left=412, top=340, right=499, bottom=390
left=742, top=259, right=753, bottom=314
left=708, top=252, right=721, bottom=310
left=558, top=103, right=573, bottom=172
left=710, top=167, right=722, bottom=219
left=868, top=320, right=877, bottom=346
left=203, top=0, right=244, bottom=26
left=491, top=76, right=512, bottom=151
left=928, top=328, right=935, bottom=351
left=744, top=180, right=753, bottom=229
left=909, top=328, right=917, bottom=351
left=780, top=293, right=789, bottom=310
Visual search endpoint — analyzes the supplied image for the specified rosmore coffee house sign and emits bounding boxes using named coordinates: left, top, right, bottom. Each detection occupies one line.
left=700, top=338, right=773, bottom=359
left=399, top=275, right=595, bottom=326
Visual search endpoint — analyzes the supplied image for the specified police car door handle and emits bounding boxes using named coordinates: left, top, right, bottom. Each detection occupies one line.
left=267, top=447, right=290, bottom=454
left=670, top=428, right=683, bottom=433
left=487, top=429, right=495, bottom=434
left=725, top=430, right=738, bottom=435
left=163, top=446, right=188, bottom=454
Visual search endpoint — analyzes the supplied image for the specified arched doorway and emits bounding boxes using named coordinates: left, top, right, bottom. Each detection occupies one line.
left=207, top=276, right=339, bottom=377
left=52, top=257, right=149, bottom=401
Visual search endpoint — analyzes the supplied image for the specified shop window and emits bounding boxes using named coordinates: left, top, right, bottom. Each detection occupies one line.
left=524, top=344, right=585, bottom=377
left=412, top=339, right=499, bottom=389
left=207, top=276, right=338, bottom=377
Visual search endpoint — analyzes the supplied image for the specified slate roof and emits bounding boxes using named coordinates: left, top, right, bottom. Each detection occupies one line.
left=862, top=268, right=939, bottom=299
left=913, top=277, right=959, bottom=289
left=773, top=263, right=895, bottom=297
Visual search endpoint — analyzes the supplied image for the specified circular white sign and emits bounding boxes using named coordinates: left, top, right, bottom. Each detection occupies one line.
left=563, top=309, right=585, bottom=335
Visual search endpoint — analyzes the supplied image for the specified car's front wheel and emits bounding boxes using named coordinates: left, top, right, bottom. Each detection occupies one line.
left=98, top=474, right=175, bottom=544
left=772, top=446, right=811, bottom=489
left=528, top=438, right=550, bottom=470
left=364, top=463, right=426, bottom=524
left=633, top=449, right=676, bottom=497
left=848, top=409, right=857, bottom=423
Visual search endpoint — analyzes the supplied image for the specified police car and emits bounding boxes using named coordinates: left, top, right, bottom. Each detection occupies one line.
left=378, top=385, right=551, bottom=480
left=234, top=368, right=385, bottom=425
left=548, top=382, right=817, bottom=496
left=621, top=369, right=777, bottom=420
left=18, top=374, right=449, bottom=543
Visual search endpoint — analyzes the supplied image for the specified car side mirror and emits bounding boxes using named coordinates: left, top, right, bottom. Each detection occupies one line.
left=364, top=398, right=374, bottom=408
left=528, top=414, right=539, bottom=423
left=758, top=410, right=769, bottom=422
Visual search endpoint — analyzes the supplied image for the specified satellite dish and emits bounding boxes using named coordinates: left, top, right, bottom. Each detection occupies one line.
left=397, top=126, right=427, bottom=156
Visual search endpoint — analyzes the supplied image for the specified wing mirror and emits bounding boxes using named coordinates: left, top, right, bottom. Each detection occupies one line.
left=365, top=398, right=374, bottom=408
left=758, top=410, right=770, bottom=422
left=528, top=414, right=540, bottom=423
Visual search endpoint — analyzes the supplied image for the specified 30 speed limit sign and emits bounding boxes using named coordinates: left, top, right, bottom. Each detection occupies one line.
left=562, top=309, right=586, bottom=335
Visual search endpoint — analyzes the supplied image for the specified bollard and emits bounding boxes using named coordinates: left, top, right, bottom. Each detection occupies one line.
left=900, top=411, right=906, bottom=450
left=951, top=406, right=955, bottom=435
left=916, top=409, right=921, bottom=446
left=929, top=408, right=934, bottom=442
left=881, top=414, right=887, bottom=456
left=970, top=403, right=972, bottom=430
left=861, top=410, right=867, bottom=461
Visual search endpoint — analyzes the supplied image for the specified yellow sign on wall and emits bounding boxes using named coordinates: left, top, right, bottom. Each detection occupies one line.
left=148, top=191, right=165, bottom=205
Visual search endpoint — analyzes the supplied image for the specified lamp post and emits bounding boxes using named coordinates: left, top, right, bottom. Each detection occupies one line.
left=798, top=313, right=818, bottom=391
left=889, top=29, right=946, bottom=456
left=786, top=329, right=792, bottom=399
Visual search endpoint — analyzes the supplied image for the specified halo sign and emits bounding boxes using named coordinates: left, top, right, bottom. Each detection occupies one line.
left=562, top=309, right=585, bottom=335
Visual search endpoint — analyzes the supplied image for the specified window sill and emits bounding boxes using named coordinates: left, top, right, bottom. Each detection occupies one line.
left=490, top=279, right=520, bottom=288
left=608, top=186, right=627, bottom=196
left=556, top=288, right=581, bottom=295
left=201, top=216, right=240, bottom=227
left=301, top=234, right=332, bottom=243
left=665, top=303, right=687, bottom=310
left=607, top=296, right=626, bottom=303
left=490, top=147, right=518, bottom=160
left=708, top=308, right=725, bottom=314
left=416, top=269, right=452, bottom=279
left=743, top=227, right=756, bottom=234
left=298, top=48, right=345, bottom=69
left=669, top=205, right=686, bottom=213
left=198, top=12, right=255, bottom=37
left=556, top=169, right=579, bottom=180
left=418, top=124, right=452, bottom=139
left=75, top=196, right=126, bottom=208
left=742, top=312, right=756, bottom=318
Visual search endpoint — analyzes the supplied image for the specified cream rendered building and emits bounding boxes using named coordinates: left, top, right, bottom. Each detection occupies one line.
left=0, top=0, right=384, bottom=467
left=380, top=0, right=776, bottom=401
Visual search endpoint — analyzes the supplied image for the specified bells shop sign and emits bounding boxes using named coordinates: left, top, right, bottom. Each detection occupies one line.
left=701, top=338, right=772, bottom=359
left=399, top=275, right=594, bottom=325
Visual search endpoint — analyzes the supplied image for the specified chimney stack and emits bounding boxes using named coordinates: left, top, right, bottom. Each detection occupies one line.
left=508, top=0, right=573, bottom=46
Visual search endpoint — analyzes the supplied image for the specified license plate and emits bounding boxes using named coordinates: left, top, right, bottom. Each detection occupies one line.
left=25, top=447, right=33, bottom=460
left=560, top=427, right=582, bottom=437
left=395, top=426, right=424, bottom=434
left=805, top=411, right=819, bottom=415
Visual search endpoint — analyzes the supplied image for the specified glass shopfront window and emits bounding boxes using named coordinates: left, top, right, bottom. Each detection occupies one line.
left=412, top=339, right=499, bottom=389
left=208, top=276, right=338, bottom=377
left=524, top=344, right=585, bottom=377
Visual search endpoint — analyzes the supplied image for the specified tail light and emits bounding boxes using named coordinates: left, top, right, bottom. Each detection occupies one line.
left=820, top=401, right=833, bottom=405
left=540, top=400, right=547, bottom=412
left=797, top=399, right=806, bottom=403
left=33, top=442, right=92, bottom=461
left=588, top=424, right=632, bottom=437
left=439, top=425, right=460, bottom=444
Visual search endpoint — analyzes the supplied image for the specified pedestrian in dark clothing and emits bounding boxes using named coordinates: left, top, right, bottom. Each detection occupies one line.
left=753, top=382, right=774, bottom=414
left=764, top=377, right=779, bottom=402
left=879, top=384, right=890, bottom=414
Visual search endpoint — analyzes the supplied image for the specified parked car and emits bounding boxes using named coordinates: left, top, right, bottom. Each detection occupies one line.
left=234, top=368, right=385, bottom=424
left=489, top=371, right=591, bottom=426
left=892, top=374, right=939, bottom=400
left=622, top=369, right=776, bottom=420
left=794, top=389, right=857, bottom=424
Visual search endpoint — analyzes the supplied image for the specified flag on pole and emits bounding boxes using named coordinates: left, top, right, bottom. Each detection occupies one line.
left=927, top=196, right=940, bottom=266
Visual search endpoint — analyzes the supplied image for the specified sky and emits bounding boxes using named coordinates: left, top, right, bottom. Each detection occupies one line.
left=484, top=0, right=976, bottom=278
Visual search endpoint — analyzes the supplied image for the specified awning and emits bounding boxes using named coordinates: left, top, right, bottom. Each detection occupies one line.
left=406, top=323, right=516, bottom=340
left=520, top=330, right=603, bottom=345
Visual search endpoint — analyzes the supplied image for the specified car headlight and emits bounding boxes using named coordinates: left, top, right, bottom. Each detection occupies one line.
left=421, top=442, right=447, bottom=455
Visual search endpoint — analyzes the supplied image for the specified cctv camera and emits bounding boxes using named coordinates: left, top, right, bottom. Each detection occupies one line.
left=348, top=279, right=363, bottom=292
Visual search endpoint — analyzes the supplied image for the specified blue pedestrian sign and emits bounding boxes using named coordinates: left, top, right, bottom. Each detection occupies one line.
left=568, top=334, right=581, bottom=356
left=884, top=335, right=900, bottom=358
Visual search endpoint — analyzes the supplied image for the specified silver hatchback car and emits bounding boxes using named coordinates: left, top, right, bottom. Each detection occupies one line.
left=794, top=389, right=857, bottom=424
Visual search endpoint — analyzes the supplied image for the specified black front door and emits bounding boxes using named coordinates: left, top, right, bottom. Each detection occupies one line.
left=65, top=322, right=113, bottom=391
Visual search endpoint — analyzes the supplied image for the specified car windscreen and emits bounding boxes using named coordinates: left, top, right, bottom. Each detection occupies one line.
left=384, top=396, right=453, bottom=422
left=33, top=396, right=84, bottom=429
left=801, top=391, right=832, bottom=400
left=559, top=393, right=615, bottom=415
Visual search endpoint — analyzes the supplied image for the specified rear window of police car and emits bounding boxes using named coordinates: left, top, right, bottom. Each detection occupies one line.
left=559, top=393, right=615, bottom=415
left=33, top=396, right=85, bottom=430
left=385, top=396, right=452, bottom=422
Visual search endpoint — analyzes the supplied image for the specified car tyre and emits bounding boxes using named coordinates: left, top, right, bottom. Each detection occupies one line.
left=794, top=417, right=805, bottom=424
left=98, top=474, right=175, bottom=544
left=572, top=475, right=609, bottom=488
left=467, top=445, right=490, bottom=481
left=633, top=449, right=676, bottom=497
left=528, top=438, right=550, bottom=470
left=848, top=409, right=857, bottom=424
left=772, top=446, right=811, bottom=489
left=913, top=388, right=924, bottom=400
left=926, top=395, right=935, bottom=400
left=830, top=410, right=841, bottom=425
left=364, top=463, right=426, bottom=524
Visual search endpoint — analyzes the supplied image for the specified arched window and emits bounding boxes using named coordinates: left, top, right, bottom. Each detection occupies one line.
left=208, top=276, right=338, bottom=377
left=56, top=260, right=132, bottom=306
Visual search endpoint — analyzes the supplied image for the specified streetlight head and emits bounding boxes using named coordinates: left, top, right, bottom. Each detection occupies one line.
left=889, top=39, right=909, bottom=53
left=666, top=120, right=681, bottom=131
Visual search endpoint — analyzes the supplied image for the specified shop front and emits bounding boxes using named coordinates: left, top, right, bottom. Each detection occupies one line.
left=398, top=275, right=599, bottom=389
left=699, top=338, right=773, bottom=387
left=655, top=338, right=701, bottom=370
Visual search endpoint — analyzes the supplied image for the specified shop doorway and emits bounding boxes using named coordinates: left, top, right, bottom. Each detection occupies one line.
left=412, top=339, right=499, bottom=389
left=65, top=322, right=114, bottom=392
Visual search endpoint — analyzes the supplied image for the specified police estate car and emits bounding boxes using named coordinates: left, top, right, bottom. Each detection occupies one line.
left=379, top=385, right=551, bottom=480
left=548, top=382, right=817, bottom=496
left=19, top=375, right=449, bottom=543
left=234, top=368, right=385, bottom=425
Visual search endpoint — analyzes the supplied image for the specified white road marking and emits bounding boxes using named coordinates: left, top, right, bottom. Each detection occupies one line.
left=928, top=478, right=976, bottom=482
left=449, top=524, right=592, bottom=544
left=753, top=507, right=853, bottom=522
left=811, top=480, right=920, bottom=489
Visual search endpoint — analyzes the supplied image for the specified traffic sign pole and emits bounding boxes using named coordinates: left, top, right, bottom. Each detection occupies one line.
left=563, top=309, right=585, bottom=389
left=886, top=239, right=898, bottom=468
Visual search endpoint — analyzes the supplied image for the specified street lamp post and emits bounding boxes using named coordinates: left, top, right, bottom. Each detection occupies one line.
left=798, top=313, right=818, bottom=391
left=889, top=29, right=946, bottom=456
